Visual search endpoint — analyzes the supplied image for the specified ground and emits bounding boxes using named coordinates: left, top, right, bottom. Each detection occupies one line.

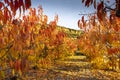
left=23, top=55, right=120, bottom=80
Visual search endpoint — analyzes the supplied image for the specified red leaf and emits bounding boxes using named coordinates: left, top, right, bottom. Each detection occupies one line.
left=85, top=0, right=92, bottom=7
left=81, top=16, right=86, bottom=28
left=116, top=0, right=120, bottom=10
left=109, top=12, right=116, bottom=24
left=19, top=7, right=21, bottom=17
left=4, top=7, right=9, bottom=23
left=17, top=0, right=25, bottom=13
left=83, top=21, right=87, bottom=28
left=15, top=0, right=19, bottom=11
left=78, top=20, right=80, bottom=27
left=18, top=0, right=25, bottom=13
left=82, top=0, right=85, bottom=3
left=19, top=0, right=24, bottom=7
left=25, top=0, right=31, bottom=10
left=21, top=57, right=29, bottom=72
left=91, top=15, right=96, bottom=26
left=94, top=0, right=96, bottom=9
left=82, top=16, right=84, bottom=23
left=91, top=0, right=93, bottom=5
left=78, top=20, right=83, bottom=29
left=14, top=59, right=21, bottom=71
left=97, top=1, right=105, bottom=21
left=97, top=1, right=104, bottom=11
left=0, top=2, right=4, bottom=9
left=4, top=0, right=9, bottom=4
left=113, top=25, right=119, bottom=31
left=9, top=0, right=16, bottom=16
left=9, top=0, right=13, bottom=10
left=108, top=48, right=119, bottom=55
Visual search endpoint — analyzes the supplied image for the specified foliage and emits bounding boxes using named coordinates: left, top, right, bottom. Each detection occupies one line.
left=78, top=0, right=120, bottom=71
left=0, top=0, right=31, bottom=24
left=0, top=5, right=77, bottom=79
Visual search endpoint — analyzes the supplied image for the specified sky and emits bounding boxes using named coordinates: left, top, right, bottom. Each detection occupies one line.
left=30, top=0, right=96, bottom=30
left=28, top=0, right=115, bottom=30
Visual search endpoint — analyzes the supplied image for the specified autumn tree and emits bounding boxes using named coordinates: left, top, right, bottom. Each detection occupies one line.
left=78, top=0, right=120, bottom=71
left=0, top=2, right=76, bottom=78
left=0, top=0, right=31, bottom=24
left=82, top=0, right=120, bottom=17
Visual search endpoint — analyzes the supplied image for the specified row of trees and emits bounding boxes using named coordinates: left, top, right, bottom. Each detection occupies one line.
left=0, top=0, right=119, bottom=79
left=0, top=3, right=77, bottom=79
left=78, top=0, right=120, bottom=70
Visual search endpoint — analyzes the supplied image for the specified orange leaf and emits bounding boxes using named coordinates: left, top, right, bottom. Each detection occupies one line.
left=14, top=59, right=21, bottom=71
left=0, top=10, right=3, bottom=20
left=9, top=60, right=14, bottom=68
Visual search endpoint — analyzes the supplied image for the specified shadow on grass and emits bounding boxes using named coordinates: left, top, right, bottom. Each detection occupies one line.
left=55, top=62, right=92, bottom=72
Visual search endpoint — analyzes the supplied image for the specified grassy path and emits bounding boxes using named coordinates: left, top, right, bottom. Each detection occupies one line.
left=24, top=56, right=120, bottom=80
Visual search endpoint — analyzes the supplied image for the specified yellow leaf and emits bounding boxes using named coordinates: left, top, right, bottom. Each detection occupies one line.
left=19, top=70, right=22, bottom=76
left=12, top=69, right=15, bottom=76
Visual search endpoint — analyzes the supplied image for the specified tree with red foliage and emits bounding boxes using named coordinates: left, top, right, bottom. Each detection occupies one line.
left=77, top=0, right=120, bottom=71
left=0, top=0, right=31, bottom=23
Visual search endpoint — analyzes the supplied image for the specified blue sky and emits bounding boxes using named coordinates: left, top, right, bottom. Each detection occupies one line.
left=29, top=0, right=115, bottom=30
left=30, top=0, right=96, bottom=30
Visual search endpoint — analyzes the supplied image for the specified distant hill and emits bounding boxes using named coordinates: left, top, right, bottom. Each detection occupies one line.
left=57, top=26, right=83, bottom=39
